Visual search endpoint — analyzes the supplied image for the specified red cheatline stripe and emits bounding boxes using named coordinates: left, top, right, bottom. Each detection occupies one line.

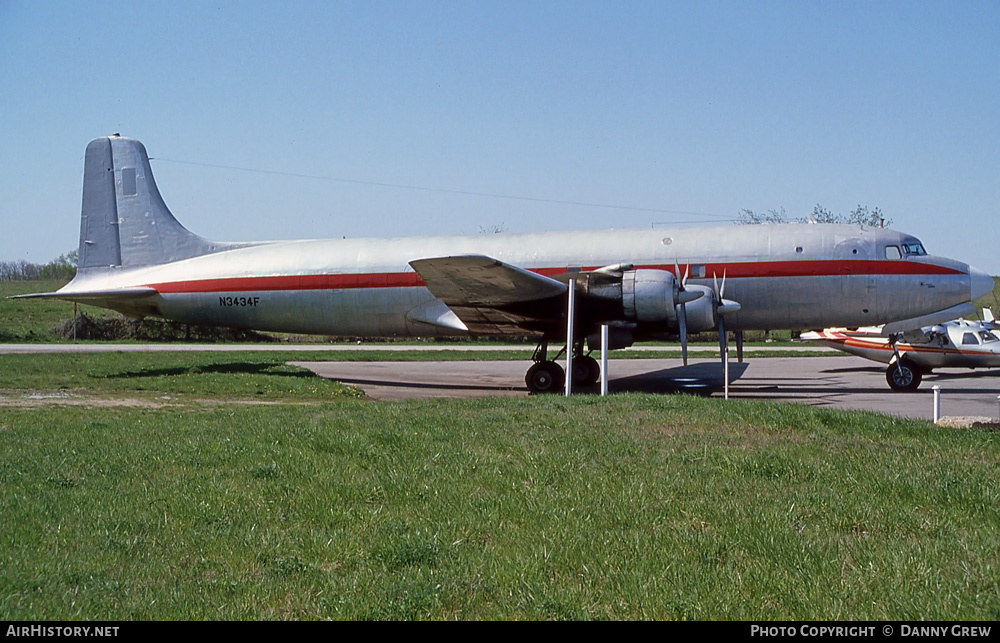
left=151, top=273, right=424, bottom=293
left=148, top=259, right=965, bottom=295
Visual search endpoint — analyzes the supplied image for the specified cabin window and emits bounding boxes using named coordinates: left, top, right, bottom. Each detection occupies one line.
left=884, top=246, right=901, bottom=260
left=689, top=265, right=705, bottom=278
left=121, top=167, right=137, bottom=196
left=979, top=331, right=997, bottom=343
left=962, top=332, right=980, bottom=345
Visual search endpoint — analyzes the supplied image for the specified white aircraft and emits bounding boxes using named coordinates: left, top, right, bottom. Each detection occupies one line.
left=20, top=135, right=995, bottom=393
left=801, top=309, right=1000, bottom=391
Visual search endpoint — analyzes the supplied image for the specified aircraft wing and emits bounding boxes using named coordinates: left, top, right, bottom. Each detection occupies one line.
left=409, top=255, right=568, bottom=335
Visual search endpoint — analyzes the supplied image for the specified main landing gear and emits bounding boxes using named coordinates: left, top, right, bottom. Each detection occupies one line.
left=524, top=339, right=601, bottom=394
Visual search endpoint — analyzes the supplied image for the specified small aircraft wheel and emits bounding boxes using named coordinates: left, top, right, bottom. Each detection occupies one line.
left=571, top=355, right=601, bottom=386
left=886, top=361, right=922, bottom=392
left=525, top=361, right=565, bottom=394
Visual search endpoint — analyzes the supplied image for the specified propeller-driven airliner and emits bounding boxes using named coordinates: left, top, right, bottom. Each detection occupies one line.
left=20, top=136, right=995, bottom=393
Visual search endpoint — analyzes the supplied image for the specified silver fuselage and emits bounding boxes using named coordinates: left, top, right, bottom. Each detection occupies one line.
left=60, top=223, right=981, bottom=338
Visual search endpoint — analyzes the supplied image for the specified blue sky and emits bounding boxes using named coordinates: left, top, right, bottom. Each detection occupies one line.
left=2, top=1, right=998, bottom=274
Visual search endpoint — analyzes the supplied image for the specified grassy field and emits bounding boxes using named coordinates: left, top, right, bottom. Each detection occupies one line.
left=1, top=351, right=998, bottom=620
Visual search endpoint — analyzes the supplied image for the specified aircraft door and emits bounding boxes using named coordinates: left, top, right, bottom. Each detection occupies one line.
left=835, top=238, right=875, bottom=301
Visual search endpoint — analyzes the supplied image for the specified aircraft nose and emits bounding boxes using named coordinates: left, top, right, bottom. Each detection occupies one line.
left=970, top=266, right=994, bottom=301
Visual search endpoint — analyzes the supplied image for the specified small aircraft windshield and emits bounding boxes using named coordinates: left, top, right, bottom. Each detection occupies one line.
left=900, top=241, right=927, bottom=256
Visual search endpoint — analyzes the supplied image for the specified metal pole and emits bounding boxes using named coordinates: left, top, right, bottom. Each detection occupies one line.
left=932, top=385, right=941, bottom=423
left=724, top=341, right=729, bottom=400
left=600, top=324, right=609, bottom=396
left=565, top=279, right=575, bottom=397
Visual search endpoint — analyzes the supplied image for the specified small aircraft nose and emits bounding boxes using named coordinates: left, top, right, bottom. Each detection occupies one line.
left=970, top=266, right=994, bottom=301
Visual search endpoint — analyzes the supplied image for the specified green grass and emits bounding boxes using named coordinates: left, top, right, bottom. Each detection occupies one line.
left=1, top=353, right=998, bottom=620
left=0, top=280, right=81, bottom=342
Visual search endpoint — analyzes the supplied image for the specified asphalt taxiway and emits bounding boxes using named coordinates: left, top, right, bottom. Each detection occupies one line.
left=294, top=357, right=1000, bottom=422
left=3, top=344, right=998, bottom=421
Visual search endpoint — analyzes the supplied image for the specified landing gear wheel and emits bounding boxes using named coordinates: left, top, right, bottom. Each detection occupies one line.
left=525, top=361, right=565, bottom=394
left=886, top=361, right=922, bottom=392
left=571, top=355, right=601, bottom=386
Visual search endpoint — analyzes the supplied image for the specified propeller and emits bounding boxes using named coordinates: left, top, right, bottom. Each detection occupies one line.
left=712, top=270, right=742, bottom=398
left=675, top=259, right=689, bottom=365
left=674, top=260, right=703, bottom=366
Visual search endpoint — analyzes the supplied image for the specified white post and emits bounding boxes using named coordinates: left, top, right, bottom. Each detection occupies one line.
left=996, top=395, right=999, bottom=421
left=600, top=324, right=609, bottom=396
left=724, top=341, right=730, bottom=400
left=565, top=279, right=575, bottom=397
left=932, top=385, right=941, bottom=423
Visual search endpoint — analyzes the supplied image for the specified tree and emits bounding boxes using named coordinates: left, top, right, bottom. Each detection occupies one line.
left=737, top=204, right=891, bottom=228
left=0, top=250, right=77, bottom=281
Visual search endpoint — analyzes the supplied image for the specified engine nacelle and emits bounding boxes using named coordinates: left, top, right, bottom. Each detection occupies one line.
left=622, top=269, right=678, bottom=322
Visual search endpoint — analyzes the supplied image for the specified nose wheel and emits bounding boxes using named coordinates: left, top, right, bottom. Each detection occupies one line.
left=886, top=334, right=923, bottom=392
left=886, top=361, right=922, bottom=391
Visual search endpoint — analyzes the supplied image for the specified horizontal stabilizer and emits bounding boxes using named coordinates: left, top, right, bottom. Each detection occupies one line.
left=880, top=302, right=977, bottom=336
left=13, top=287, right=160, bottom=319
left=14, top=287, right=159, bottom=302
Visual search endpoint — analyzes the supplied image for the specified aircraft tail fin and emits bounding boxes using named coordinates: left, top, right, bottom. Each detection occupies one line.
left=77, top=135, right=244, bottom=273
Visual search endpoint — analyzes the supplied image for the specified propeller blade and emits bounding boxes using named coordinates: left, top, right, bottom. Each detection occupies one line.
left=675, top=258, right=693, bottom=366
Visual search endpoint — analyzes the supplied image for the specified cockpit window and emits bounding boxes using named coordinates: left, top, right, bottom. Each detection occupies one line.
left=979, top=331, right=997, bottom=343
left=962, top=332, right=980, bottom=345
left=884, top=245, right=901, bottom=260
left=900, top=241, right=926, bottom=256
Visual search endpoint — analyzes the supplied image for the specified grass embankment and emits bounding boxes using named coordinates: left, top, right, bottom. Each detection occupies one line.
left=1, top=352, right=998, bottom=620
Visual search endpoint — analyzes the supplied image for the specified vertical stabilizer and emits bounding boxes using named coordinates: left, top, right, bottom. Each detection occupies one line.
left=76, top=135, right=240, bottom=273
